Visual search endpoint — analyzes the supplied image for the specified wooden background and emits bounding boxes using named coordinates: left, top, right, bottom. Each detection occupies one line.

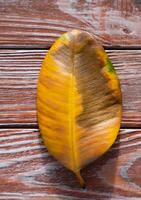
left=0, top=0, right=141, bottom=199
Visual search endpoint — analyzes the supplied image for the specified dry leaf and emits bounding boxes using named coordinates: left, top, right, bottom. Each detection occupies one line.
left=37, top=30, right=122, bottom=187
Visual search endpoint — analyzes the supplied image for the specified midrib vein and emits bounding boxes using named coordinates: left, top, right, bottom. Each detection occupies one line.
left=69, top=37, right=78, bottom=171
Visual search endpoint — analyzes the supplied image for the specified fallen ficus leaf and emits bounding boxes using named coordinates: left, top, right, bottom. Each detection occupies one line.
left=37, top=30, right=122, bottom=187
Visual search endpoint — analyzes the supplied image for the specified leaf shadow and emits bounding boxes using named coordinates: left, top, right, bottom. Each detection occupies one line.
left=81, top=132, right=121, bottom=199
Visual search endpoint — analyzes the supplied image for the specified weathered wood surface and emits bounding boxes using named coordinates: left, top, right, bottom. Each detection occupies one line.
left=0, top=0, right=141, bottom=198
left=0, top=0, right=141, bottom=48
left=0, top=128, right=140, bottom=199
left=0, top=50, right=141, bottom=127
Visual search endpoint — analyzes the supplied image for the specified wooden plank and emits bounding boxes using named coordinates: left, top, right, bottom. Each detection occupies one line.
left=0, top=0, right=141, bottom=48
left=0, top=128, right=140, bottom=199
left=0, top=50, right=141, bottom=127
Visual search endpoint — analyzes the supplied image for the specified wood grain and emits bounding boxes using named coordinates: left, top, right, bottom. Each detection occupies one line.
left=0, top=128, right=140, bottom=199
left=0, top=49, right=141, bottom=127
left=0, top=0, right=141, bottom=48
left=0, top=0, right=140, bottom=198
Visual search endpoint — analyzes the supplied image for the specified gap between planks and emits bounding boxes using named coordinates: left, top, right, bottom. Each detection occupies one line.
left=0, top=125, right=140, bottom=130
left=1, top=46, right=141, bottom=50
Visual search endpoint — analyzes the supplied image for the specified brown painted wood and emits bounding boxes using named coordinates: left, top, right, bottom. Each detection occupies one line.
left=0, top=49, right=141, bottom=127
left=0, top=0, right=141, bottom=48
left=0, top=128, right=140, bottom=199
left=0, top=0, right=140, bottom=198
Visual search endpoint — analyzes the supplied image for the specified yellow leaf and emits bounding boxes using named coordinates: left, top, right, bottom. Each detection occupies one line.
left=37, top=30, right=122, bottom=187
